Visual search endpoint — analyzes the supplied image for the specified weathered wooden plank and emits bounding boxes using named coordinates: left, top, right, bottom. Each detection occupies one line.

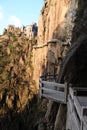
left=41, top=80, right=64, bottom=90
left=71, top=109, right=80, bottom=130
left=74, top=96, right=82, bottom=120
left=39, top=77, right=66, bottom=103
left=39, top=88, right=42, bottom=98
left=66, top=95, right=82, bottom=130
left=64, top=82, right=68, bottom=103
left=66, top=96, right=73, bottom=130
left=77, top=96, right=87, bottom=107
left=74, top=96, right=87, bottom=120
left=41, top=87, right=65, bottom=103
left=67, top=87, right=87, bottom=130
left=69, top=87, right=87, bottom=99
left=42, top=93, right=65, bottom=103
left=41, top=87, right=64, bottom=96
left=83, top=116, right=87, bottom=130
left=68, top=95, right=74, bottom=112
left=39, top=81, right=43, bottom=98
left=69, top=87, right=77, bottom=99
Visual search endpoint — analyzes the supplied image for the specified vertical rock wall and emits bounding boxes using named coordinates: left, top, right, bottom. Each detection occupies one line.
left=32, top=0, right=79, bottom=130
left=33, top=0, right=78, bottom=88
left=33, top=0, right=71, bottom=87
left=38, top=0, right=71, bottom=43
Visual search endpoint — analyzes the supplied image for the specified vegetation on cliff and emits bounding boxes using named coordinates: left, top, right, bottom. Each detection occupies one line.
left=0, top=25, right=37, bottom=114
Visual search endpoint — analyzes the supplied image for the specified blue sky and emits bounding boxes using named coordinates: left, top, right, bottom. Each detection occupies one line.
left=0, top=0, right=44, bottom=34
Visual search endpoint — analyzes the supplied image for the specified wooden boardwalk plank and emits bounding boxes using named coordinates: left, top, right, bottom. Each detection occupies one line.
left=39, top=77, right=66, bottom=103
left=40, top=87, right=65, bottom=102
left=74, top=96, right=87, bottom=120
left=83, top=116, right=87, bottom=130
left=71, top=110, right=80, bottom=130
left=69, top=87, right=87, bottom=99
left=40, top=80, right=64, bottom=89
left=74, top=96, right=82, bottom=120
left=41, top=87, right=64, bottom=94
left=42, top=93, right=65, bottom=103
left=69, top=87, right=76, bottom=99
left=66, top=96, right=73, bottom=130
left=67, top=87, right=87, bottom=130
left=68, top=95, right=74, bottom=112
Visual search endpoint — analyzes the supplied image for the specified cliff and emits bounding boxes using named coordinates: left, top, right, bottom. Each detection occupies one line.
left=33, top=0, right=77, bottom=87
left=33, top=0, right=87, bottom=130
left=0, top=25, right=41, bottom=130
left=0, top=0, right=87, bottom=130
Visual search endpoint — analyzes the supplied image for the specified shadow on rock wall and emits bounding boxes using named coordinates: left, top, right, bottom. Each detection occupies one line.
left=58, top=0, right=87, bottom=85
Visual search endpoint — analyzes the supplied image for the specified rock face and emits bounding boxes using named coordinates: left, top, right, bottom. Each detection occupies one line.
left=23, top=23, right=38, bottom=40
left=59, top=1, right=87, bottom=84
left=33, top=0, right=77, bottom=87
left=38, top=0, right=69, bottom=43
left=0, top=0, right=87, bottom=130
left=32, top=0, right=86, bottom=130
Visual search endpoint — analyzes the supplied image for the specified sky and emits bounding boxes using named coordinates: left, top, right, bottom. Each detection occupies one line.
left=0, top=0, right=44, bottom=34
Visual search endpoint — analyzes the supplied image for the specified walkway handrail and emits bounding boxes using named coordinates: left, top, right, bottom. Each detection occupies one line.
left=40, top=78, right=64, bottom=89
left=39, top=75, right=67, bottom=103
left=67, top=87, right=87, bottom=130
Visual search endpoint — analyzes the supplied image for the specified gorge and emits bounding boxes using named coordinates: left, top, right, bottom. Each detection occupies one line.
left=0, top=0, right=87, bottom=130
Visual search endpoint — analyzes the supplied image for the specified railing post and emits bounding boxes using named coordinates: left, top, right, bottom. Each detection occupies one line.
left=39, top=78, right=42, bottom=98
left=39, top=77, right=44, bottom=99
left=64, top=82, right=68, bottom=103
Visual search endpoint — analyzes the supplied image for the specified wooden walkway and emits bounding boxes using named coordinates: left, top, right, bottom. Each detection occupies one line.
left=66, top=87, right=87, bottom=130
left=39, top=75, right=87, bottom=130
left=39, top=76, right=67, bottom=103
